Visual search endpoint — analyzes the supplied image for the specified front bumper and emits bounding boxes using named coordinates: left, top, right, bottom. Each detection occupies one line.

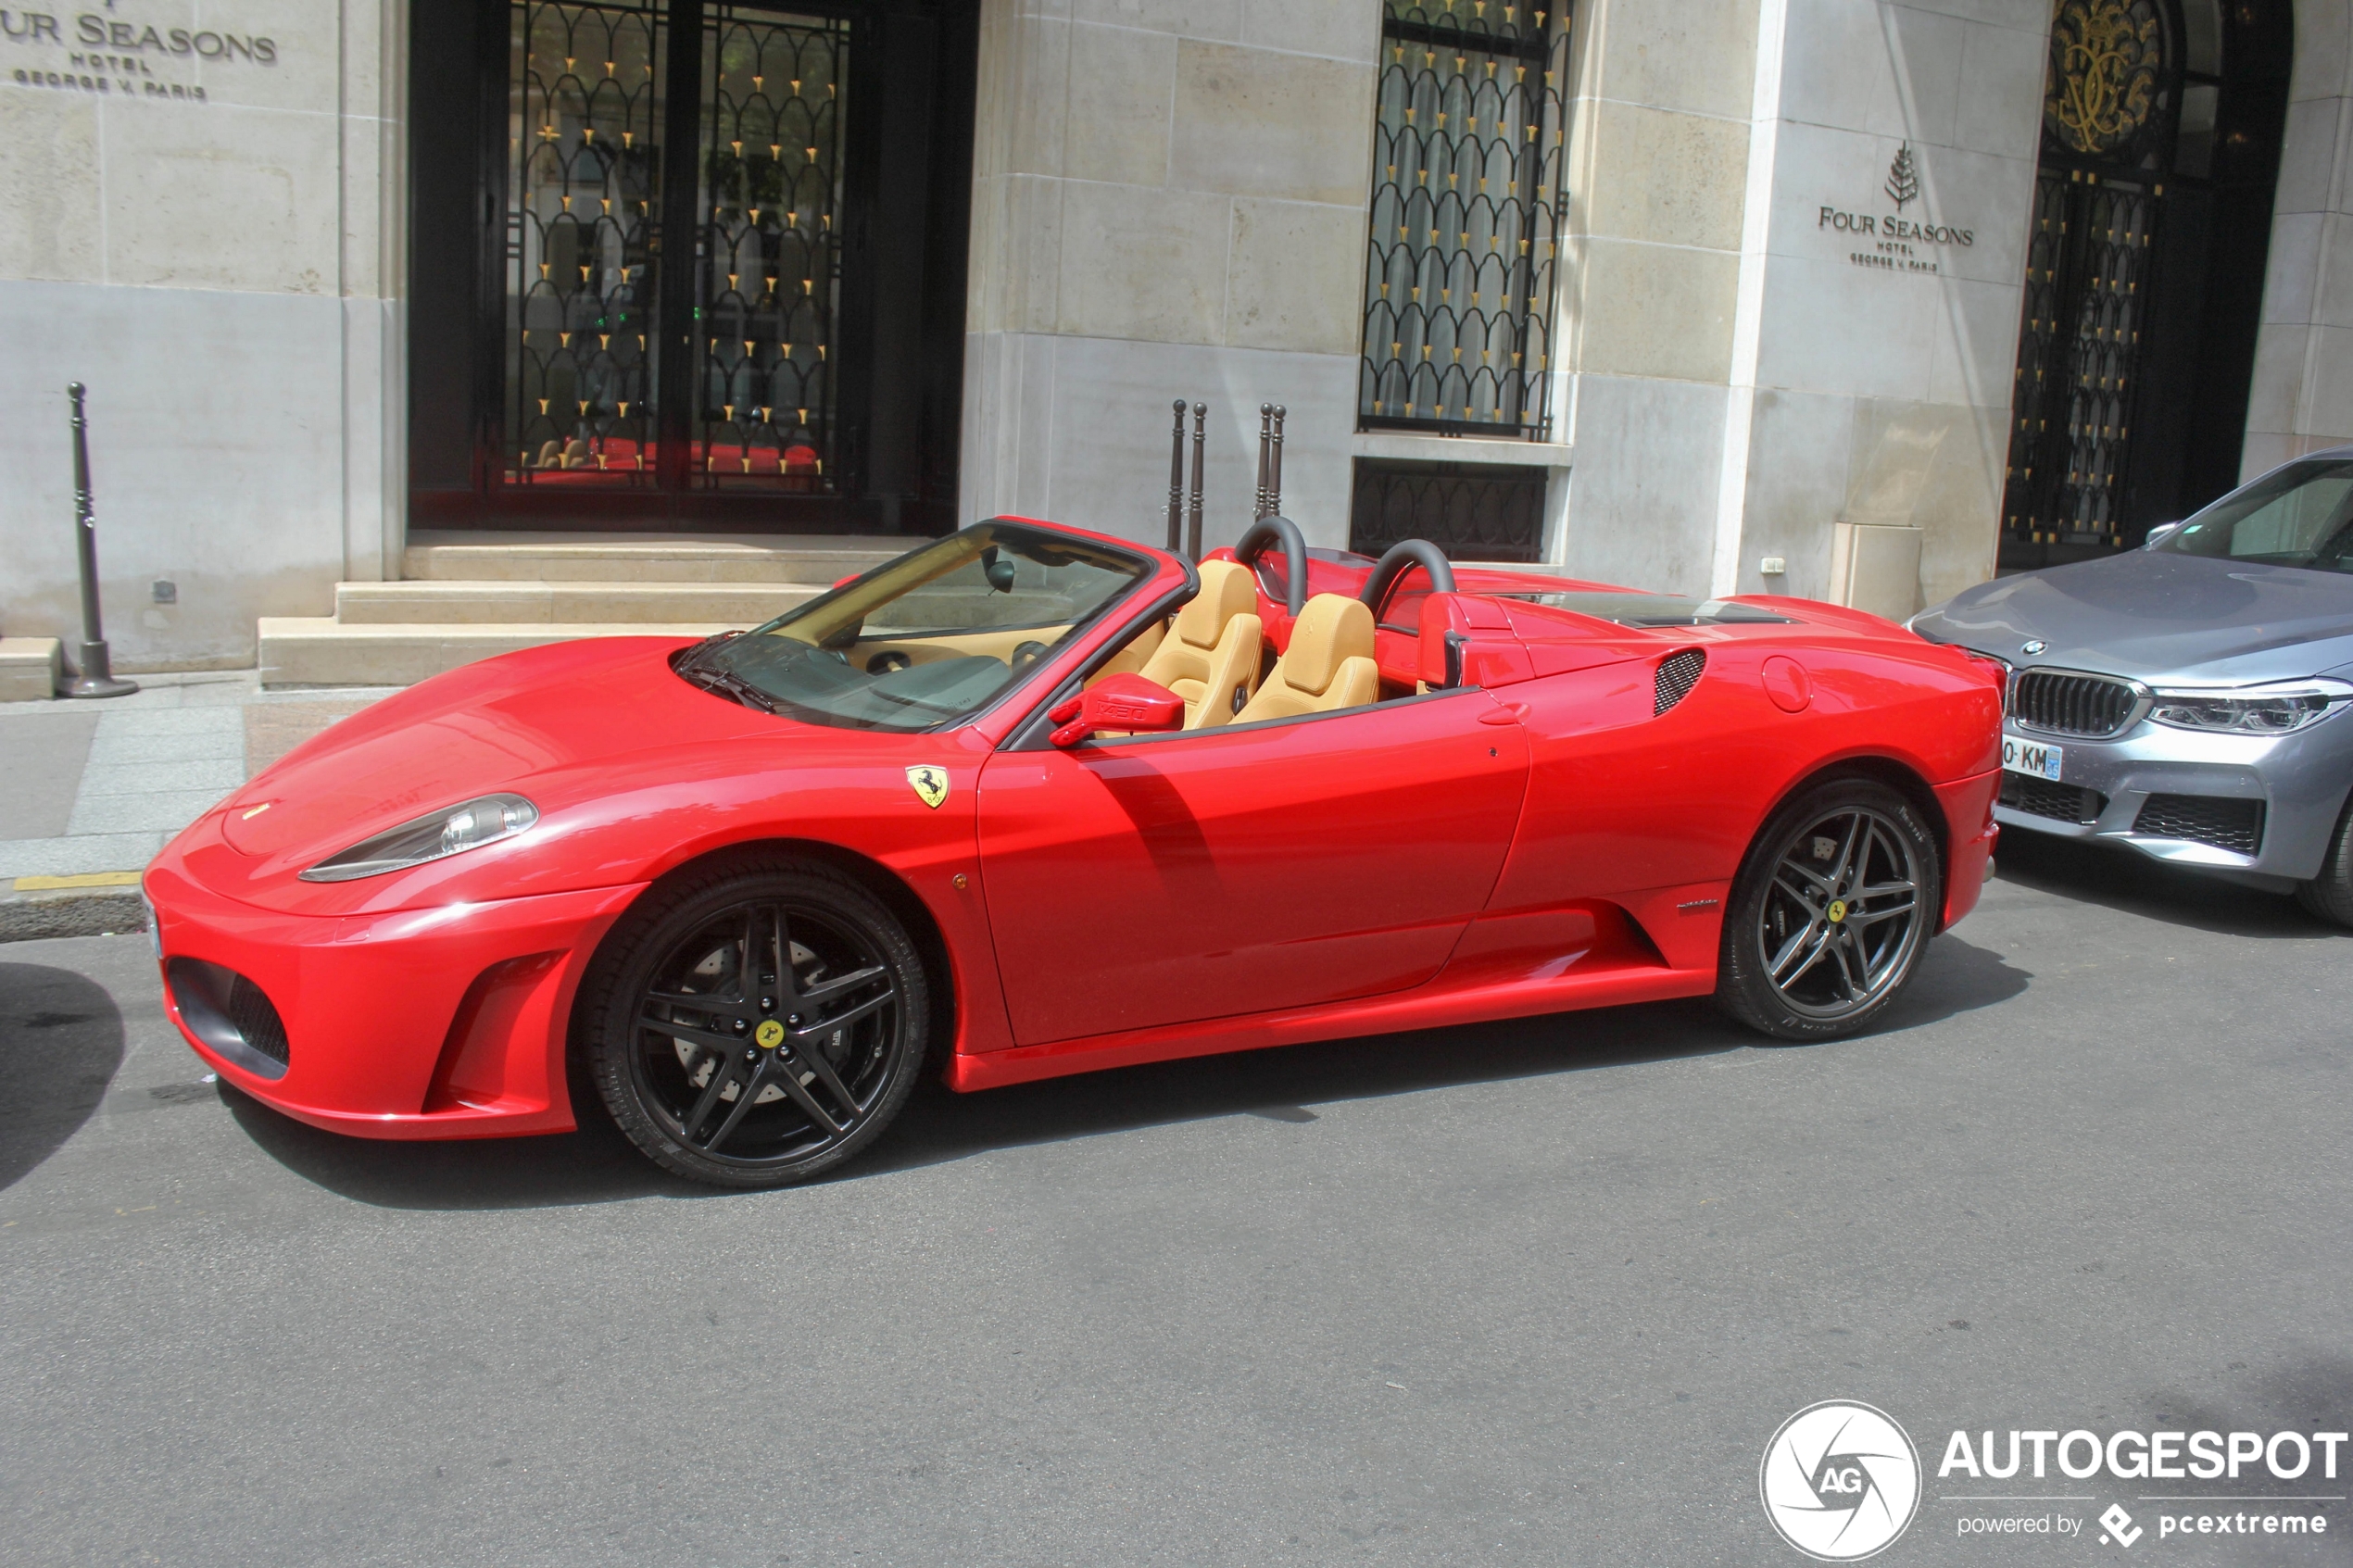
left=1991, top=712, right=2353, bottom=885
left=145, top=853, right=644, bottom=1139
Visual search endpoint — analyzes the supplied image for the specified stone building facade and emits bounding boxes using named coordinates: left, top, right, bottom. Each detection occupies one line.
left=0, top=0, right=2341, bottom=672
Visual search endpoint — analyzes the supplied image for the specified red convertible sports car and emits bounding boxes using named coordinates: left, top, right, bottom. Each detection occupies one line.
left=145, top=518, right=2003, bottom=1187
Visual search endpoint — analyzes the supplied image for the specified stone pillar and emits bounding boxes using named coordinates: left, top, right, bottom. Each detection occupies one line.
left=960, top=0, right=1378, bottom=548
left=2242, top=0, right=2353, bottom=476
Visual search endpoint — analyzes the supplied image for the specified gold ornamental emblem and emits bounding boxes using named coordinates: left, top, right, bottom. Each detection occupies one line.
left=754, top=1019, right=785, bottom=1048
left=906, top=766, right=950, bottom=809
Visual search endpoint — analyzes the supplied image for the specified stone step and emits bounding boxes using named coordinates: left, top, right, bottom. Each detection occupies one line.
left=334, top=580, right=820, bottom=625
left=0, top=637, right=62, bottom=702
left=258, top=619, right=728, bottom=688
left=401, top=531, right=909, bottom=583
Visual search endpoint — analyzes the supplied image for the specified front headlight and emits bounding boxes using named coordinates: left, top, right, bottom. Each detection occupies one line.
left=298, top=794, right=539, bottom=883
left=2145, top=680, right=2353, bottom=735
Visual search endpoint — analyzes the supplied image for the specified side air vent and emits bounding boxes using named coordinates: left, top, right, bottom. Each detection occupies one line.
left=1655, top=649, right=1705, bottom=715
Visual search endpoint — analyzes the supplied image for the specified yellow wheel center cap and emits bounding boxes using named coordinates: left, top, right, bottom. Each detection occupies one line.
left=1826, top=898, right=1849, bottom=924
left=754, top=1019, right=786, bottom=1048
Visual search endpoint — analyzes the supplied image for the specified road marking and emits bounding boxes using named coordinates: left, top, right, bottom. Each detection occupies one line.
left=15, top=871, right=142, bottom=890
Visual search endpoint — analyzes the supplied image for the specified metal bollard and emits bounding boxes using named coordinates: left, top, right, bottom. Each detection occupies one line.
left=1164, top=399, right=1187, bottom=554
left=61, top=383, right=137, bottom=699
left=1185, top=403, right=1206, bottom=562
left=1267, top=405, right=1286, bottom=521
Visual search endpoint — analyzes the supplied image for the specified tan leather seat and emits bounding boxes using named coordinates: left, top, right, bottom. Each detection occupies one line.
left=1232, top=593, right=1379, bottom=723
left=1139, top=559, right=1264, bottom=728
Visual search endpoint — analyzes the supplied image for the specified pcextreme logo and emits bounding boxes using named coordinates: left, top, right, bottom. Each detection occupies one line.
left=1761, top=1400, right=1924, bottom=1561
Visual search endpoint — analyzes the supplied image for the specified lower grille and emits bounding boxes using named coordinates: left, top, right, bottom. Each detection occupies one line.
left=2001, top=773, right=2108, bottom=824
left=2133, top=794, right=2264, bottom=856
left=166, top=958, right=293, bottom=1080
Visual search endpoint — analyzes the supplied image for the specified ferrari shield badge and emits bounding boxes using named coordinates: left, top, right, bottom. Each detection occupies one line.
left=906, top=766, right=950, bottom=809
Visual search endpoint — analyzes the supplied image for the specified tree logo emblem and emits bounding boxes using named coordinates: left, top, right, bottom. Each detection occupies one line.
left=1760, top=1400, right=1921, bottom=1560
left=1884, top=144, right=1920, bottom=209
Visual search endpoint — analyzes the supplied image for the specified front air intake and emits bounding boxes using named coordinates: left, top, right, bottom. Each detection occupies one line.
left=166, top=958, right=292, bottom=1080
left=1655, top=649, right=1705, bottom=715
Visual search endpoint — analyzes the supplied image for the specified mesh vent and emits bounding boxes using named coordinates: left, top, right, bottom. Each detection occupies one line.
left=1654, top=649, right=1705, bottom=715
left=2133, top=794, right=2264, bottom=855
left=2010, top=669, right=2144, bottom=736
left=2001, top=772, right=2108, bottom=824
left=226, top=974, right=291, bottom=1067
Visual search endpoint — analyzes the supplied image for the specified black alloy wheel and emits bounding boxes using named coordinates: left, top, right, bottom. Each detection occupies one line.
left=580, top=859, right=930, bottom=1187
left=1717, top=777, right=1941, bottom=1040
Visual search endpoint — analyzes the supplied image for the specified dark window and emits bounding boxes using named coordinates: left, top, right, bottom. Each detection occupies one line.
left=1348, top=458, right=1546, bottom=563
left=1359, top=2, right=1568, bottom=438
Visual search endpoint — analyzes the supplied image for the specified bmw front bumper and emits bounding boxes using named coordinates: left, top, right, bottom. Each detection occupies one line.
left=1992, top=711, right=2353, bottom=888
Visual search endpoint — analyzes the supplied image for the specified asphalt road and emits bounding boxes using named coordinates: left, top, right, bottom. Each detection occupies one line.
left=2, top=835, right=2348, bottom=1567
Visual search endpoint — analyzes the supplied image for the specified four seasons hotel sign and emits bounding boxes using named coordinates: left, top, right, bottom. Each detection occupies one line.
left=3, top=3, right=281, bottom=103
left=1817, top=143, right=1979, bottom=274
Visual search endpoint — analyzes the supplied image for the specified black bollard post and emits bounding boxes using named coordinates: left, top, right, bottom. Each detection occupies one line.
left=61, top=383, right=137, bottom=699
left=1185, top=402, right=1206, bottom=562
left=1267, top=405, right=1286, bottom=521
left=1164, top=398, right=1186, bottom=554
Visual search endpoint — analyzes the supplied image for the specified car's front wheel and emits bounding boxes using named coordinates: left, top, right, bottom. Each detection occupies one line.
left=578, top=856, right=931, bottom=1187
left=1717, top=777, right=1942, bottom=1040
left=2294, top=794, right=2353, bottom=928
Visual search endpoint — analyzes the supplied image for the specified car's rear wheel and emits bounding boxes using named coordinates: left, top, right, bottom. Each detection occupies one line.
left=579, top=857, right=930, bottom=1187
left=1717, top=777, right=1941, bottom=1040
left=2294, top=793, right=2353, bottom=928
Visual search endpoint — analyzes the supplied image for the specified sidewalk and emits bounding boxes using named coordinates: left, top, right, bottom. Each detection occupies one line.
left=0, top=671, right=405, bottom=940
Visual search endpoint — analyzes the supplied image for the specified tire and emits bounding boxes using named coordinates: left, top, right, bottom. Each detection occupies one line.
left=578, top=855, right=931, bottom=1187
left=2294, top=794, right=2353, bottom=928
left=1717, top=777, right=1942, bottom=1041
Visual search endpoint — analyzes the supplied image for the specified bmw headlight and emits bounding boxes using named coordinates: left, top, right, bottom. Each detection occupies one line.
left=298, top=794, right=539, bottom=883
left=2146, top=680, right=2353, bottom=735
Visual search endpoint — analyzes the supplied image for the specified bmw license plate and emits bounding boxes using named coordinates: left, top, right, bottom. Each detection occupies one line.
left=2002, top=735, right=2063, bottom=781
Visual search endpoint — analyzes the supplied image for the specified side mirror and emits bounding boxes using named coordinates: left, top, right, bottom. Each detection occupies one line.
left=1048, top=673, right=1185, bottom=746
left=981, top=546, right=1018, bottom=593
left=2143, top=521, right=2182, bottom=550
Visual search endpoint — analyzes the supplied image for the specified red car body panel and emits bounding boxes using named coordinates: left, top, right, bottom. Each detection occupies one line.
left=145, top=519, right=2001, bottom=1141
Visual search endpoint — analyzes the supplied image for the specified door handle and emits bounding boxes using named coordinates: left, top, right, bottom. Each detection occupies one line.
left=1478, top=703, right=1527, bottom=726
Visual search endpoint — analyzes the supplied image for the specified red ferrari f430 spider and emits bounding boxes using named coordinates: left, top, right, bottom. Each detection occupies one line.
left=146, top=518, right=2003, bottom=1186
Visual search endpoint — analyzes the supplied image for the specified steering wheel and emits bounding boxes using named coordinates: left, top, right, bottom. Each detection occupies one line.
left=1358, top=540, right=1456, bottom=619
left=1232, top=515, right=1309, bottom=619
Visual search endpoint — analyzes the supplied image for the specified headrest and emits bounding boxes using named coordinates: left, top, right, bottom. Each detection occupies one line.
left=1280, top=594, right=1375, bottom=696
left=1174, top=559, right=1259, bottom=648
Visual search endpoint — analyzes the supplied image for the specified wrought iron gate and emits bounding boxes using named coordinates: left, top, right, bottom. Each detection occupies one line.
left=2002, top=169, right=2159, bottom=549
left=505, top=0, right=846, bottom=492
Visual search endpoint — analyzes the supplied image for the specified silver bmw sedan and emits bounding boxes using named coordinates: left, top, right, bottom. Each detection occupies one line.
left=1910, top=451, right=2353, bottom=926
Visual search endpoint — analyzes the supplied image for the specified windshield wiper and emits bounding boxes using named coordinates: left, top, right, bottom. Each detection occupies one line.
left=675, top=628, right=743, bottom=674
left=677, top=662, right=778, bottom=713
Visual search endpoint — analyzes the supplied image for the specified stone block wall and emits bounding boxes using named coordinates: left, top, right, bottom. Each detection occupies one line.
left=0, top=0, right=401, bottom=671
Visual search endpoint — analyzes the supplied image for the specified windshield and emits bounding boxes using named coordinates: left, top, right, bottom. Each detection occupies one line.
left=2158, top=459, right=2353, bottom=572
left=686, top=522, right=1151, bottom=731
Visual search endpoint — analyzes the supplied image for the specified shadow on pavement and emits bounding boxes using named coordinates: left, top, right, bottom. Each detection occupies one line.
left=220, top=1083, right=711, bottom=1210
left=1994, top=831, right=2345, bottom=940
left=217, top=922, right=2044, bottom=1208
left=0, top=963, right=127, bottom=1190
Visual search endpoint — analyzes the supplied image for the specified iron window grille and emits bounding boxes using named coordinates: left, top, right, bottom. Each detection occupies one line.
left=1348, top=458, right=1547, bottom=561
left=1360, top=0, right=1569, bottom=438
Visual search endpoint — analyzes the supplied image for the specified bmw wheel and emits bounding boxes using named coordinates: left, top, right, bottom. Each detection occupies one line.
left=579, top=856, right=931, bottom=1187
left=1717, top=778, right=1941, bottom=1040
left=2294, top=793, right=2353, bottom=928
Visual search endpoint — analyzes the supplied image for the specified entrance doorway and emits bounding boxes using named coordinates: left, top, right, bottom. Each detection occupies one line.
left=1998, top=0, right=2291, bottom=570
left=408, top=0, right=976, bottom=533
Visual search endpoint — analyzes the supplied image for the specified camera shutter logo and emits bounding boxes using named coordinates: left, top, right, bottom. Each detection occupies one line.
left=1760, top=1400, right=1922, bottom=1561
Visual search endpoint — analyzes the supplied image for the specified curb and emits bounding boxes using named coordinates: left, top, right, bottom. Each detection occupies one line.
left=0, top=885, right=150, bottom=943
